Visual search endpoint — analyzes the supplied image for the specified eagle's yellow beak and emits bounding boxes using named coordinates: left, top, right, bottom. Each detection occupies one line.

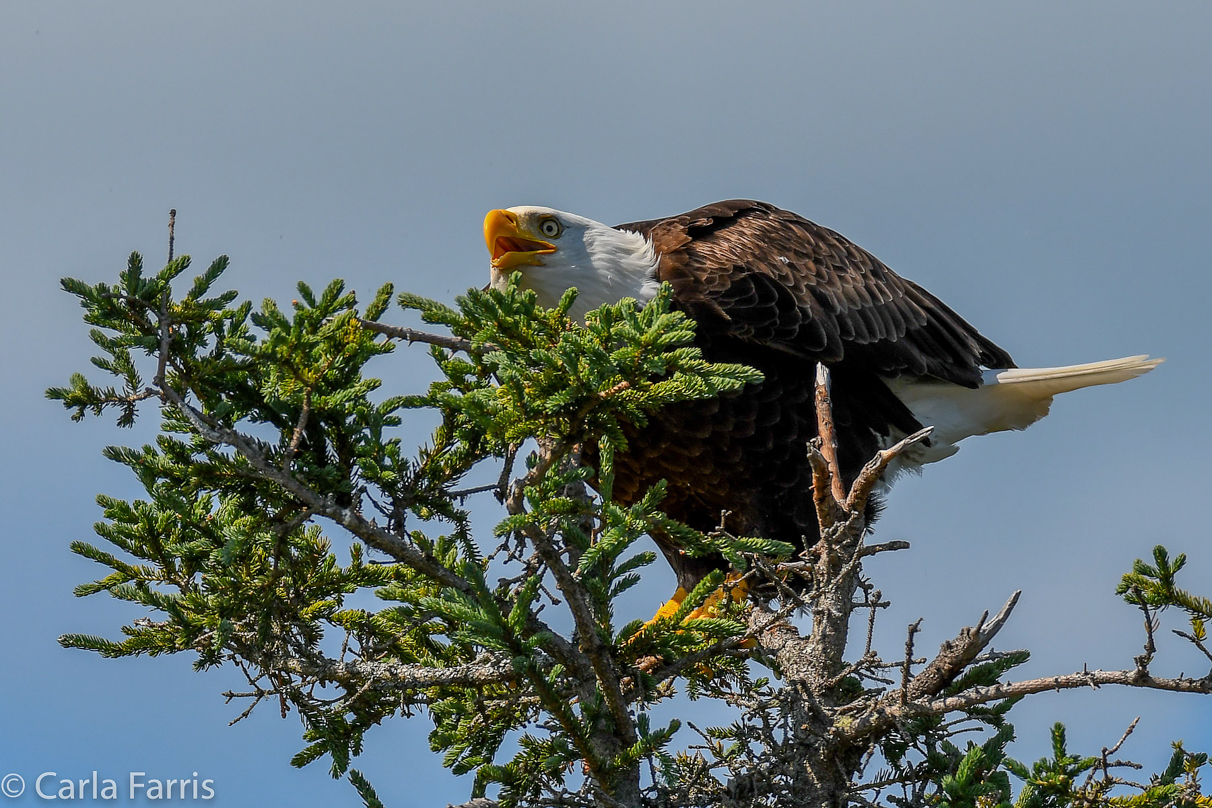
left=484, top=209, right=556, bottom=271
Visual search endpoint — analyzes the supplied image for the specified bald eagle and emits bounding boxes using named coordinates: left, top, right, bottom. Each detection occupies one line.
left=483, top=200, right=1160, bottom=593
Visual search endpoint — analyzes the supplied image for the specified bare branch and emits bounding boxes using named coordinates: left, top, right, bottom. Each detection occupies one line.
left=281, top=388, right=311, bottom=471
left=858, top=540, right=911, bottom=558
left=154, top=288, right=172, bottom=389
left=835, top=591, right=1022, bottom=742
left=901, top=619, right=923, bottom=705
left=827, top=651, right=881, bottom=690
left=920, top=669, right=1212, bottom=715
left=495, top=443, right=519, bottom=502
left=447, top=482, right=503, bottom=500
left=806, top=441, right=842, bottom=529
left=982, top=590, right=1022, bottom=642
left=1101, top=716, right=1141, bottom=780
left=845, top=427, right=933, bottom=515
left=1174, top=628, right=1212, bottom=671
left=356, top=318, right=477, bottom=353
left=908, top=590, right=1021, bottom=701
left=167, top=208, right=176, bottom=262
left=276, top=654, right=518, bottom=692
left=844, top=669, right=1212, bottom=743
left=813, top=363, right=847, bottom=505
left=863, top=585, right=881, bottom=657
left=1133, top=589, right=1157, bottom=678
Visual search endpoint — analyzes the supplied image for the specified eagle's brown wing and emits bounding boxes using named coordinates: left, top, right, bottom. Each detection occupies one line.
left=617, top=200, right=1014, bottom=387
left=607, top=200, right=1015, bottom=589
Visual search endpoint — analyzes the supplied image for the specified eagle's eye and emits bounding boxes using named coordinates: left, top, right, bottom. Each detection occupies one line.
left=538, top=218, right=562, bottom=238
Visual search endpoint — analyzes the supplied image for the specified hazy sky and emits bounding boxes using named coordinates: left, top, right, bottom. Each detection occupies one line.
left=2, top=3, right=1210, bottom=805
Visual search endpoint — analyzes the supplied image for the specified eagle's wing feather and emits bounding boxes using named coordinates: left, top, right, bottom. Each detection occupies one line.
left=617, top=200, right=1015, bottom=388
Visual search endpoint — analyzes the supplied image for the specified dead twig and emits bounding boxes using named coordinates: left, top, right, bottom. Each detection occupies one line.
left=901, top=619, right=923, bottom=705
left=806, top=440, right=842, bottom=529
left=447, top=482, right=503, bottom=500
left=1101, top=716, right=1140, bottom=780
left=1132, top=587, right=1157, bottom=678
left=845, top=427, right=933, bottom=515
left=813, top=363, right=847, bottom=505
left=281, top=388, right=312, bottom=471
left=863, top=585, right=881, bottom=657
left=356, top=318, right=477, bottom=353
left=167, top=208, right=176, bottom=263
left=858, top=540, right=911, bottom=558
left=844, top=667, right=1212, bottom=743
left=1173, top=628, right=1212, bottom=672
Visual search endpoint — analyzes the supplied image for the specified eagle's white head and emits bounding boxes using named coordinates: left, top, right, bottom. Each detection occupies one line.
left=483, top=206, right=661, bottom=320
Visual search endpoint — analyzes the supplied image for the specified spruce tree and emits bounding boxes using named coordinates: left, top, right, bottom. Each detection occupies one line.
left=50, top=247, right=1212, bottom=807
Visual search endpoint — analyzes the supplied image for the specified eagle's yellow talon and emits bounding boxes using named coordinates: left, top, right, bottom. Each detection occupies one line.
left=645, top=574, right=750, bottom=629
left=685, top=573, right=750, bottom=621
left=626, top=575, right=756, bottom=674
left=651, top=587, right=689, bottom=622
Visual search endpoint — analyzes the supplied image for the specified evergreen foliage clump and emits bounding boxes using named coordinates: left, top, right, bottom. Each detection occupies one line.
left=51, top=250, right=1212, bottom=807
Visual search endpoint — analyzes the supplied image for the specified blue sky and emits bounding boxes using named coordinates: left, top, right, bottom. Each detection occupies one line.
left=2, top=2, right=1210, bottom=805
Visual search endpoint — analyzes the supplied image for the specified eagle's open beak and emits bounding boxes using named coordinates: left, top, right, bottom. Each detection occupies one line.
left=484, top=209, right=556, bottom=271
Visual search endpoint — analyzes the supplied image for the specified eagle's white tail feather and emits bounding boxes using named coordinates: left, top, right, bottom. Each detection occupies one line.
left=988, top=355, right=1163, bottom=394
left=885, top=355, right=1163, bottom=472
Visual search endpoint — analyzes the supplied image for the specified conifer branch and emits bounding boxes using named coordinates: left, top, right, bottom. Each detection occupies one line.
left=54, top=255, right=1212, bottom=807
left=640, top=595, right=801, bottom=688
left=447, top=482, right=504, bottom=499
left=160, top=383, right=468, bottom=586
left=505, top=441, right=639, bottom=777
left=156, top=382, right=587, bottom=676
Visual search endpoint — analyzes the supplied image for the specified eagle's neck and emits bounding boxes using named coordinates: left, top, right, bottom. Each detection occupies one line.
left=576, top=225, right=662, bottom=316
left=503, top=223, right=661, bottom=321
